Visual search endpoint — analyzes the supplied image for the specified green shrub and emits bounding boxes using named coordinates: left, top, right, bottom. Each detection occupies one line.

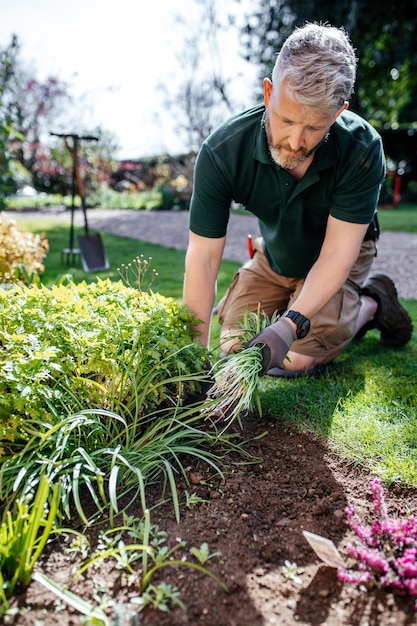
left=89, top=184, right=163, bottom=210
left=5, top=193, right=66, bottom=210
left=0, top=212, right=49, bottom=284
left=0, top=278, right=209, bottom=453
left=5, top=186, right=164, bottom=211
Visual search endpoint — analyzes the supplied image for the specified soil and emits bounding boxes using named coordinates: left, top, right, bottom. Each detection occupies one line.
left=8, top=412, right=417, bottom=626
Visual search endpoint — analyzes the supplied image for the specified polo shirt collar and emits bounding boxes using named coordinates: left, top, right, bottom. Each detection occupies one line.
left=314, top=128, right=339, bottom=170
left=252, top=110, right=273, bottom=164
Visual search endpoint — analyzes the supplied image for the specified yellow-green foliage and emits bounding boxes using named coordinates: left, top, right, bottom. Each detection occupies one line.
left=0, top=213, right=49, bottom=284
left=0, top=278, right=208, bottom=453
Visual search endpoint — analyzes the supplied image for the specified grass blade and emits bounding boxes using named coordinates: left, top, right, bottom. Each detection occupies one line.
left=163, top=460, right=180, bottom=524
left=142, top=508, right=151, bottom=587
left=32, top=571, right=109, bottom=624
left=72, top=463, right=89, bottom=527
left=109, top=465, right=120, bottom=514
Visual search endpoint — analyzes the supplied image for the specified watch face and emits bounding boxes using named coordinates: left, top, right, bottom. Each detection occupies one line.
left=298, top=318, right=310, bottom=339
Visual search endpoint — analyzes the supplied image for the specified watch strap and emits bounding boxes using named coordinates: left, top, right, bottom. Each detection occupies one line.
left=282, top=310, right=310, bottom=338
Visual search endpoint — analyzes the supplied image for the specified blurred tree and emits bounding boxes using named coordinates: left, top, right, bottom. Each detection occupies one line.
left=0, top=34, right=119, bottom=199
left=0, top=35, right=23, bottom=204
left=13, top=72, right=73, bottom=174
left=240, top=0, right=417, bottom=130
left=0, top=34, right=74, bottom=190
left=164, top=0, right=243, bottom=152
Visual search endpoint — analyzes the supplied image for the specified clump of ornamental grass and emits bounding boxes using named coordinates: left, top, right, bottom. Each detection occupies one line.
left=0, top=475, right=61, bottom=617
left=205, top=346, right=264, bottom=424
left=205, top=308, right=280, bottom=425
left=338, top=477, right=417, bottom=603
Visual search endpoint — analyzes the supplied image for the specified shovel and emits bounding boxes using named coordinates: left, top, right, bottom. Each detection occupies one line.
left=51, top=132, right=110, bottom=272
left=77, top=197, right=110, bottom=273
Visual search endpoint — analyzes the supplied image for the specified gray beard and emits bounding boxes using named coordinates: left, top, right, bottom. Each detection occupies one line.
left=265, top=114, right=329, bottom=170
left=269, top=144, right=311, bottom=169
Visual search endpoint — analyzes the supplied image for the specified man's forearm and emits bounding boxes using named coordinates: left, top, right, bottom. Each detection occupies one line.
left=183, top=279, right=215, bottom=347
left=183, top=232, right=225, bottom=348
left=292, top=218, right=368, bottom=319
left=293, top=256, right=353, bottom=327
left=183, top=257, right=219, bottom=348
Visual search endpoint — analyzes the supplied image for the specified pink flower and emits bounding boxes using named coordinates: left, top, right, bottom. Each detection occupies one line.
left=339, top=478, right=417, bottom=601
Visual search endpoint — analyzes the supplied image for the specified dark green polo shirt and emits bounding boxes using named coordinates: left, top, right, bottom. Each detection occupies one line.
left=189, top=104, right=385, bottom=278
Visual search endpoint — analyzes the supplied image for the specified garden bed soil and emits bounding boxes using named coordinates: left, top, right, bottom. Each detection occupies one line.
left=10, top=412, right=417, bottom=626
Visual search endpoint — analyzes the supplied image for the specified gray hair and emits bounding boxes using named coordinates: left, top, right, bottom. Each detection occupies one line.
left=272, top=23, right=358, bottom=117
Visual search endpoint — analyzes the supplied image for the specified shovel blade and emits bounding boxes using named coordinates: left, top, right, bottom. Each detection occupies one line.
left=77, top=233, right=110, bottom=272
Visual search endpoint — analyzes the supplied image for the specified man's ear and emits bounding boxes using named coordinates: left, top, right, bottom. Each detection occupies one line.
left=263, top=78, right=273, bottom=107
left=332, top=101, right=349, bottom=124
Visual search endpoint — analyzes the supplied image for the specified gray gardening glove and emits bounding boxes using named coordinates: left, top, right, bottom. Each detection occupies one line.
left=247, top=318, right=297, bottom=376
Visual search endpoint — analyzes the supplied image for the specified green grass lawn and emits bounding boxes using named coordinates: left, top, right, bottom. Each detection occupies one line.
left=15, top=217, right=239, bottom=301
left=15, top=214, right=417, bottom=488
left=377, top=203, right=417, bottom=232
left=258, top=321, right=417, bottom=486
left=231, top=202, right=417, bottom=233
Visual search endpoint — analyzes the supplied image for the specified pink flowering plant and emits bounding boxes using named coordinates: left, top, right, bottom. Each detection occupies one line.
left=338, top=478, right=417, bottom=601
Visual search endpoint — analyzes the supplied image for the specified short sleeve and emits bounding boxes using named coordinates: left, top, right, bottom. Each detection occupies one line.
left=189, top=144, right=232, bottom=238
left=330, top=127, right=386, bottom=224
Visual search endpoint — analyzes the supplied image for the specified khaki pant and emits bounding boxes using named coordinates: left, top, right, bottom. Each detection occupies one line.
left=217, top=237, right=377, bottom=360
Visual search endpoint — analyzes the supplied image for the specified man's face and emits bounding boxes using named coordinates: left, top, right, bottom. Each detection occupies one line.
left=263, top=78, right=346, bottom=170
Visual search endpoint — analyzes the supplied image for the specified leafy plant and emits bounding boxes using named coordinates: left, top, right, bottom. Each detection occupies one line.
left=0, top=475, right=60, bottom=616
left=31, top=510, right=221, bottom=622
left=130, top=582, right=185, bottom=612
left=184, top=490, right=209, bottom=509
left=338, top=478, right=417, bottom=600
left=0, top=212, right=48, bottom=284
left=282, top=560, right=303, bottom=585
left=0, top=277, right=209, bottom=449
left=63, top=534, right=91, bottom=562
left=190, top=542, right=221, bottom=565
left=0, top=268, right=254, bottom=525
left=32, top=511, right=208, bottom=620
left=77, top=509, right=227, bottom=596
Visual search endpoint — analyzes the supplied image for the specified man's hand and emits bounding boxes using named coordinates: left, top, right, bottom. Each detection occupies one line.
left=247, top=318, right=297, bottom=375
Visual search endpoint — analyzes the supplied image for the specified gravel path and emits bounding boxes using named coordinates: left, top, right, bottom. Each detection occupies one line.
left=86, top=208, right=417, bottom=300
left=16, top=207, right=417, bottom=299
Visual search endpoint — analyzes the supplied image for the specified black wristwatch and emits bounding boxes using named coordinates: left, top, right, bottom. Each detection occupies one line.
left=282, top=310, right=311, bottom=339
